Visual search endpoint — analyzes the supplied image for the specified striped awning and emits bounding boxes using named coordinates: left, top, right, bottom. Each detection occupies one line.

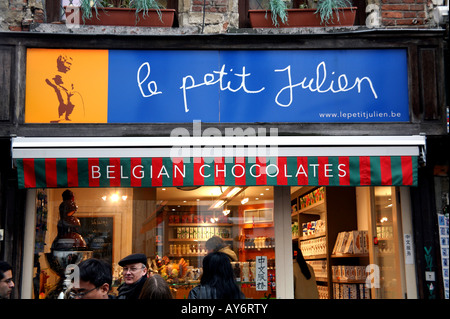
left=11, top=136, right=425, bottom=189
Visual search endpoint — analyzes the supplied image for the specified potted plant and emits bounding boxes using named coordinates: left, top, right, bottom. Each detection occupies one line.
left=249, top=0, right=356, bottom=28
left=69, top=0, right=175, bottom=27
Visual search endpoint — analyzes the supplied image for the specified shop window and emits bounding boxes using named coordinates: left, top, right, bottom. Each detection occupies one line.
left=291, top=186, right=408, bottom=299
left=32, top=186, right=275, bottom=299
left=46, top=0, right=179, bottom=25
left=238, top=0, right=368, bottom=28
left=30, top=185, right=409, bottom=299
left=371, top=186, right=404, bottom=299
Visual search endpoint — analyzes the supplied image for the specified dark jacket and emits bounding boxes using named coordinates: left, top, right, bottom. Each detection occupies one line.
left=187, top=285, right=218, bottom=299
left=187, top=285, right=245, bottom=299
left=117, top=275, right=147, bottom=299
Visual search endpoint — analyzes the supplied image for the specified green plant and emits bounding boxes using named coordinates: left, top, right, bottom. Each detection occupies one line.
left=266, top=0, right=353, bottom=27
left=315, top=0, right=352, bottom=25
left=79, top=0, right=162, bottom=22
left=268, top=0, right=288, bottom=27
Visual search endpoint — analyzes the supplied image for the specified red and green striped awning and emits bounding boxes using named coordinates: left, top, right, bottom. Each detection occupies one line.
left=16, top=155, right=418, bottom=189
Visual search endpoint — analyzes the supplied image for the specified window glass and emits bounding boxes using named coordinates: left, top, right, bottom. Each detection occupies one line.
left=372, top=186, right=403, bottom=299
left=34, top=186, right=275, bottom=299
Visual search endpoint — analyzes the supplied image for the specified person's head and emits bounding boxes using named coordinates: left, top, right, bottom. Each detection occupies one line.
left=205, top=236, right=226, bottom=253
left=292, top=242, right=311, bottom=280
left=0, top=261, right=14, bottom=299
left=70, top=258, right=112, bottom=299
left=201, top=252, right=243, bottom=299
left=139, top=274, right=173, bottom=299
left=119, top=253, right=148, bottom=285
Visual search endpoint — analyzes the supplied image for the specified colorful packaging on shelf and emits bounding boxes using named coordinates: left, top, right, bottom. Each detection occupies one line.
left=334, top=230, right=369, bottom=255
left=318, top=285, right=328, bottom=299
left=355, top=266, right=366, bottom=281
left=299, top=187, right=325, bottom=209
left=292, top=222, right=299, bottom=238
left=241, top=262, right=250, bottom=282
left=315, top=219, right=326, bottom=234
left=231, top=262, right=241, bottom=282
left=307, top=260, right=327, bottom=278
left=359, top=283, right=370, bottom=299
left=309, top=221, right=316, bottom=235
left=299, top=236, right=327, bottom=256
left=302, top=219, right=325, bottom=237
left=344, top=265, right=356, bottom=280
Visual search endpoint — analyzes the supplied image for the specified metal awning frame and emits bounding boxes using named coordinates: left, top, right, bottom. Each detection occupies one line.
left=11, top=135, right=427, bottom=163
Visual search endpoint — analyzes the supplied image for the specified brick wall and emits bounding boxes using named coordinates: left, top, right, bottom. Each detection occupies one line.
left=381, top=0, right=431, bottom=27
left=0, top=0, right=45, bottom=31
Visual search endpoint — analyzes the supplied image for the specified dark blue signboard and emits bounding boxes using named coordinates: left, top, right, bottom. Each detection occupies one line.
left=107, top=49, right=409, bottom=123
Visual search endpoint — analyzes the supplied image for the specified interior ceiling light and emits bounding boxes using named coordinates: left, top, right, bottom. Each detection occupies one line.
left=210, top=199, right=226, bottom=209
left=101, top=192, right=127, bottom=202
left=222, top=187, right=243, bottom=198
left=241, top=197, right=249, bottom=205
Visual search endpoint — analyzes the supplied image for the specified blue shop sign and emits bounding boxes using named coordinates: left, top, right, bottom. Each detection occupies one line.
left=25, top=48, right=410, bottom=124
left=108, top=49, right=409, bottom=123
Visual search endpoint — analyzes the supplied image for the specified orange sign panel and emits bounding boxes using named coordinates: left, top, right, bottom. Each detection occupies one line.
left=25, top=49, right=108, bottom=123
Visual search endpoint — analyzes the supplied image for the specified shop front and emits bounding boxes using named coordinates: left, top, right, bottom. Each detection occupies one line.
left=11, top=134, right=425, bottom=299
left=0, top=30, right=446, bottom=300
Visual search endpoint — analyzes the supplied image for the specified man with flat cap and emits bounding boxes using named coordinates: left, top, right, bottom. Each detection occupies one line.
left=117, top=253, right=148, bottom=299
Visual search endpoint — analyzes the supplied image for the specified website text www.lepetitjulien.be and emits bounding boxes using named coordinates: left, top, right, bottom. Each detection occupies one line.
left=319, top=110, right=403, bottom=120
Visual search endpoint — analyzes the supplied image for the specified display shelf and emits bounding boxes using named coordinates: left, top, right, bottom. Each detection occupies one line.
left=315, top=277, right=329, bottom=283
left=239, top=204, right=275, bottom=263
left=168, top=253, right=207, bottom=257
left=242, top=223, right=273, bottom=229
left=298, top=199, right=326, bottom=215
left=169, top=238, right=233, bottom=242
left=304, top=254, right=327, bottom=260
left=168, top=223, right=233, bottom=227
left=332, top=279, right=366, bottom=284
left=300, top=232, right=326, bottom=241
left=291, top=187, right=359, bottom=299
left=331, top=253, right=369, bottom=258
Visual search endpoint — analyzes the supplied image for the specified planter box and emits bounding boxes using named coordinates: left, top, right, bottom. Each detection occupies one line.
left=249, top=8, right=356, bottom=28
left=81, top=7, right=175, bottom=27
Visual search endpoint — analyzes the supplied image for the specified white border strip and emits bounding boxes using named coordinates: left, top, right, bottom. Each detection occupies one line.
left=12, top=146, right=420, bottom=159
left=11, top=136, right=425, bottom=159
left=11, top=135, right=426, bottom=147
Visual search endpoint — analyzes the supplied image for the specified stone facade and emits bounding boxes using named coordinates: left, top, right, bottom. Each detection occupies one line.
left=0, top=0, right=45, bottom=31
left=0, top=0, right=445, bottom=33
left=179, top=0, right=239, bottom=33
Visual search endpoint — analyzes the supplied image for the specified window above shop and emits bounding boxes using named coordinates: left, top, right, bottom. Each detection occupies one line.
left=238, top=0, right=368, bottom=28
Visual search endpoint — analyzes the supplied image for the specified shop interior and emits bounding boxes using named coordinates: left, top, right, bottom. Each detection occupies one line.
left=32, top=185, right=405, bottom=299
